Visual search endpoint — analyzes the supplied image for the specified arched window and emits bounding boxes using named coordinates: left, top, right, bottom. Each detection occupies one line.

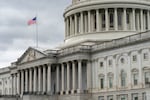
left=121, top=70, right=126, bottom=87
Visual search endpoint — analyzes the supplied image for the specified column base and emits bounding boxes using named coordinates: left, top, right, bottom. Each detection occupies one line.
left=66, top=91, right=69, bottom=94
left=60, top=91, right=64, bottom=95
left=47, top=91, right=52, bottom=95
left=71, top=90, right=74, bottom=94
left=77, top=89, right=83, bottom=93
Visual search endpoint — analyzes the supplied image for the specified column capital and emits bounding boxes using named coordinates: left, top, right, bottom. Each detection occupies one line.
left=47, top=63, right=52, bottom=67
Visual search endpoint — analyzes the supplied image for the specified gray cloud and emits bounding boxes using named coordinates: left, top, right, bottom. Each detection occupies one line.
left=0, top=0, right=71, bottom=67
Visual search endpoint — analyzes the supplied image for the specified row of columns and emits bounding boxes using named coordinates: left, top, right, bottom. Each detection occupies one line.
left=11, top=60, right=91, bottom=95
left=65, top=8, right=150, bottom=37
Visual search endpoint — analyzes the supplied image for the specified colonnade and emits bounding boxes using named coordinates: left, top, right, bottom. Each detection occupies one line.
left=11, top=60, right=90, bottom=95
left=65, top=8, right=150, bottom=37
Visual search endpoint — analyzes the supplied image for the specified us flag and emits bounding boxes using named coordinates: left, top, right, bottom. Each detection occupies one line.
left=28, top=17, right=36, bottom=25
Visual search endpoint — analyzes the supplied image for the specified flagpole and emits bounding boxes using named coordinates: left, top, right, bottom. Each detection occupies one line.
left=36, top=17, right=38, bottom=48
left=35, top=12, right=38, bottom=48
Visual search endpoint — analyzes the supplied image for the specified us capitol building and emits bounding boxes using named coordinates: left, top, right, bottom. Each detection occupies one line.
left=0, top=0, right=150, bottom=100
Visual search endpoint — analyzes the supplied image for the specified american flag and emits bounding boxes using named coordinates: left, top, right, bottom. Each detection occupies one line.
left=28, top=17, right=36, bottom=25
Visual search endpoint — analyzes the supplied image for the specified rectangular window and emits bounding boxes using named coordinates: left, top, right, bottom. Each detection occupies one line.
left=143, top=53, right=148, bottom=60
left=109, top=77, right=113, bottom=88
left=108, top=60, right=112, bottom=66
left=133, top=74, right=138, bottom=86
left=121, top=98, right=125, bottom=100
left=142, top=93, right=146, bottom=100
left=100, top=62, right=104, bottom=67
left=133, top=55, right=137, bottom=62
left=145, top=72, right=150, bottom=85
left=134, top=97, right=138, bottom=100
left=107, top=95, right=113, bottom=100
left=132, top=94, right=138, bottom=100
left=98, top=96, right=104, bottom=100
left=100, top=78, right=104, bottom=89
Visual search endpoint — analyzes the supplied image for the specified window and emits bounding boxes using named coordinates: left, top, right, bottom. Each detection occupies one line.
left=143, top=53, right=148, bottom=60
left=108, top=77, right=113, bottom=88
left=145, top=72, right=150, bottom=85
left=107, top=95, right=113, bottom=100
left=142, top=93, right=146, bottom=100
left=100, top=78, right=104, bottom=89
left=121, top=71, right=126, bottom=87
left=98, top=96, right=104, bottom=100
left=132, top=94, right=138, bottom=100
left=108, top=60, right=112, bottom=66
left=121, top=58, right=125, bottom=64
left=132, top=55, right=137, bottom=62
left=100, top=62, right=104, bottom=67
left=133, top=73, right=138, bottom=86
left=134, top=97, right=138, bottom=100
left=121, top=97, right=125, bottom=100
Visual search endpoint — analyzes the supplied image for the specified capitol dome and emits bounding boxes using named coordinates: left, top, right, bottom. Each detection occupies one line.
left=63, top=0, right=150, bottom=47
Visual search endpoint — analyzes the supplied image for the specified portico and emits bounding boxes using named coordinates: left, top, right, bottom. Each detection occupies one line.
left=11, top=48, right=90, bottom=96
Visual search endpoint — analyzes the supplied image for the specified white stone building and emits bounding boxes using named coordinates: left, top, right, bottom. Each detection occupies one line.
left=0, top=0, right=150, bottom=100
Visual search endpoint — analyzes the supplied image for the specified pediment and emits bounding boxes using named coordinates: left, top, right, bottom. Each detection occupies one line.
left=17, top=47, right=47, bottom=64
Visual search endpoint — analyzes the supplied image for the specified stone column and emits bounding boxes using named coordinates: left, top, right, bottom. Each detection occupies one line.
left=77, top=60, right=82, bottom=93
left=140, top=9, right=144, bottom=31
left=136, top=12, right=140, bottom=30
left=147, top=10, right=150, bottom=30
left=96, top=9, right=100, bottom=32
left=114, top=8, right=118, bottom=31
left=25, top=69, right=28, bottom=92
left=123, top=8, right=127, bottom=31
left=87, top=60, right=92, bottom=90
left=132, top=8, right=136, bottom=31
left=88, top=11, right=91, bottom=33
left=61, top=63, right=64, bottom=95
left=11, top=74, right=15, bottom=95
left=84, top=13, right=88, bottom=33
left=47, top=64, right=51, bottom=93
left=17, top=72, right=20, bottom=94
left=80, top=12, right=84, bottom=34
left=56, top=64, right=60, bottom=93
left=43, top=65, right=46, bottom=92
left=38, top=66, right=41, bottom=92
left=65, top=19, right=67, bottom=37
left=66, top=62, right=70, bottom=94
left=29, top=68, right=32, bottom=92
left=74, top=14, right=77, bottom=35
left=21, top=70, right=24, bottom=94
left=105, top=8, right=109, bottom=31
left=71, top=61, right=76, bottom=94
left=69, top=16, right=72, bottom=36
left=33, top=67, right=37, bottom=92
left=67, top=18, right=69, bottom=36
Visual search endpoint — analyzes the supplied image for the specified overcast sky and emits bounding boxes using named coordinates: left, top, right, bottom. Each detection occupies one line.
left=0, top=0, right=71, bottom=68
